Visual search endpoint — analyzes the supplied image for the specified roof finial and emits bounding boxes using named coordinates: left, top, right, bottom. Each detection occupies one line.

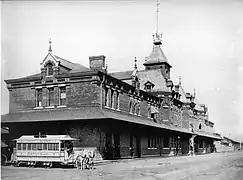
left=153, top=0, right=162, bottom=45
left=156, top=0, right=160, bottom=35
left=134, top=57, right=137, bottom=69
left=49, top=38, right=52, bottom=52
left=194, top=88, right=196, bottom=97
left=179, top=76, right=181, bottom=85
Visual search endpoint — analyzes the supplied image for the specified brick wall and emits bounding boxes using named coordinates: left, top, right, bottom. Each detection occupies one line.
left=67, top=82, right=100, bottom=107
left=9, top=87, right=36, bottom=112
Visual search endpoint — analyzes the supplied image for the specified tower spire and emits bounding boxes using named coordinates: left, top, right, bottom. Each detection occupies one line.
left=134, top=57, right=137, bottom=69
left=48, top=38, right=52, bottom=52
left=179, top=76, right=181, bottom=85
left=154, top=0, right=162, bottom=45
left=156, top=0, right=160, bottom=35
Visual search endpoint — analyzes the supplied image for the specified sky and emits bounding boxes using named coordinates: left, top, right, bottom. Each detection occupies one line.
left=1, top=0, right=243, bottom=141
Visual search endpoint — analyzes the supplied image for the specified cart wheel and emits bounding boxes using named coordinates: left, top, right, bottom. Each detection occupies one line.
left=1, top=154, right=7, bottom=166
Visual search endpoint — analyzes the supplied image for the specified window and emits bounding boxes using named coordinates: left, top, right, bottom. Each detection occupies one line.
left=145, top=85, right=152, bottom=92
left=115, top=92, right=119, bottom=109
left=27, top=143, right=31, bottom=150
left=148, top=106, right=151, bottom=118
left=48, top=143, right=59, bottom=151
left=110, top=89, right=114, bottom=108
left=47, top=88, right=54, bottom=107
left=17, top=143, right=21, bottom=150
left=104, top=87, right=108, bottom=106
left=36, top=89, right=42, bottom=107
left=148, top=137, right=157, bottom=148
left=59, top=86, right=66, bottom=106
left=199, top=123, right=202, bottom=130
left=32, top=143, right=37, bottom=150
left=129, top=100, right=133, bottom=113
left=46, top=63, right=53, bottom=76
left=37, top=143, right=42, bottom=150
left=163, top=136, right=169, bottom=148
left=22, top=143, right=27, bottom=150
left=43, top=143, right=47, bottom=150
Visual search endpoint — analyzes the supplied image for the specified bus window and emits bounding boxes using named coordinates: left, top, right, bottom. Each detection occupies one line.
left=43, top=143, right=47, bottom=150
left=54, top=143, right=59, bottom=151
left=32, top=143, right=37, bottom=150
left=27, top=143, right=31, bottom=150
left=61, top=142, right=64, bottom=151
left=48, top=143, right=54, bottom=150
left=23, top=143, right=27, bottom=150
left=17, top=143, right=21, bottom=150
left=37, top=143, right=42, bottom=150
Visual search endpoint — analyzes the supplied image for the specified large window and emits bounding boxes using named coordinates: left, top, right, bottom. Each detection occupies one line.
left=163, top=136, right=169, bottom=148
left=46, top=63, right=53, bottom=76
left=36, top=89, right=42, bottom=107
left=59, top=86, right=66, bottom=106
left=115, top=92, right=119, bottom=110
left=104, top=87, right=108, bottom=107
left=148, top=137, right=158, bottom=149
left=47, top=88, right=54, bottom=107
left=110, top=89, right=114, bottom=108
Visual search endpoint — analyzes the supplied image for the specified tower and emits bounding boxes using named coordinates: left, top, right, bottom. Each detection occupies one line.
left=143, top=0, right=172, bottom=80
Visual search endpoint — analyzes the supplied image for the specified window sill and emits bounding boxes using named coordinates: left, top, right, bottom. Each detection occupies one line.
left=45, top=106, right=55, bottom=109
left=34, top=107, right=43, bottom=110
left=57, top=105, right=67, bottom=108
left=148, top=148, right=157, bottom=150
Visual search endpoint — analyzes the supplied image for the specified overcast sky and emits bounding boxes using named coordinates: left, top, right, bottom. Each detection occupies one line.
left=1, top=0, right=243, bottom=141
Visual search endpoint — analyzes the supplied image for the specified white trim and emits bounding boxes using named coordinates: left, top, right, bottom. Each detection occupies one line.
left=58, top=84, right=66, bottom=87
left=35, top=86, right=42, bottom=89
left=45, top=106, right=55, bottom=109
left=163, top=147, right=170, bottom=149
left=46, top=85, right=54, bottom=88
left=57, top=105, right=67, bottom=108
left=34, top=107, right=43, bottom=110
left=148, top=148, right=157, bottom=150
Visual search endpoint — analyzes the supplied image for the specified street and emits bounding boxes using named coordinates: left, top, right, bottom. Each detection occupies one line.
left=2, top=152, right=243, bottom=180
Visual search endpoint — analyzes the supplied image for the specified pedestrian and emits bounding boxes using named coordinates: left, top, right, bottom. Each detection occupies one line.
left=129, top=145, right=135, bottom=159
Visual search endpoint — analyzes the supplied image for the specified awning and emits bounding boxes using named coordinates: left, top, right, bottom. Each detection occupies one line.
left=195, top=131, right=222, bottom=140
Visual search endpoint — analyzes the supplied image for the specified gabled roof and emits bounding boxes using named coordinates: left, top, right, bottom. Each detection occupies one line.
left=54, top=55, right=90, bottom=73
left=194, top=96, right=205, bottom=112
left=109, top=70, right=133, bottom=80
left=5, top=54, right=90, bottom=84
left=143, top=45, right=171, bottom=67
left=110, top=69, right=171, bottom=92
left=138, top=69, right=171, bottom=92
left=178, top=85, right=191, bottom=104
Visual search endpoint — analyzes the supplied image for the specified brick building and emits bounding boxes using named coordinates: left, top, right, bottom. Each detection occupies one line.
left=1, top=31, right=221, bottom=160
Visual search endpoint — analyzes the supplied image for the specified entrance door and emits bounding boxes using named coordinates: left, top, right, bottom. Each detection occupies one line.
left=135, top=136, right=141, bottom=158
left=113, top=132, right=120, bottom=159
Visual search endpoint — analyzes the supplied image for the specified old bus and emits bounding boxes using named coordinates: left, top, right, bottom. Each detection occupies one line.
left=13, top=135, right=78, bottom=167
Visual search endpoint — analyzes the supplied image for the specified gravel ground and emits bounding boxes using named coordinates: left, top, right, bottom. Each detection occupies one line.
left=1, top=152, right=243, bottom=180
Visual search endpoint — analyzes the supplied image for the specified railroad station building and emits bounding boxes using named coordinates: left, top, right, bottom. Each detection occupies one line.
left=1, top=31, right=221, bottom=160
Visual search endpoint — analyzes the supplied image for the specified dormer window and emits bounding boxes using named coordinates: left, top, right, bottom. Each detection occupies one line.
left=144, top=81, right=155, bottom=92
left=46, top=62, right=54, bottom=76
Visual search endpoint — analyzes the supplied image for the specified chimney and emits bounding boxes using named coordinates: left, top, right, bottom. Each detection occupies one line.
left=89, top=55, right=106, bottom=73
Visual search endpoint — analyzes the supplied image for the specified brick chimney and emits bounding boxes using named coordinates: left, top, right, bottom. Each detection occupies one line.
left=89, top=55, right=106, bottom=73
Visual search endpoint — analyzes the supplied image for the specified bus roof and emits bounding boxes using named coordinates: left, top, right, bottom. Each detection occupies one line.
left=14, top=135, right=78, bottom=141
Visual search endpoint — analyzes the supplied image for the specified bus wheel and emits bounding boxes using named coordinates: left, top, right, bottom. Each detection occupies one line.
left=1, top=154, right=7, bottom=166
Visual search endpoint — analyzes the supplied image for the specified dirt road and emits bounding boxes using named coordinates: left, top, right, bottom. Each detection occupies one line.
left=2, top=152, right=243, bottom=180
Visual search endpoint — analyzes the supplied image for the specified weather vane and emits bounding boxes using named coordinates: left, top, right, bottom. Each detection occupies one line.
left=49, top=38, right=52, bottom=52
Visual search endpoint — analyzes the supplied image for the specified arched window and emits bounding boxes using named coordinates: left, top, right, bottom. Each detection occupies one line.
left=46, top=62, right=53, bottom=76
left=199, top=123, right=202, bottom=130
